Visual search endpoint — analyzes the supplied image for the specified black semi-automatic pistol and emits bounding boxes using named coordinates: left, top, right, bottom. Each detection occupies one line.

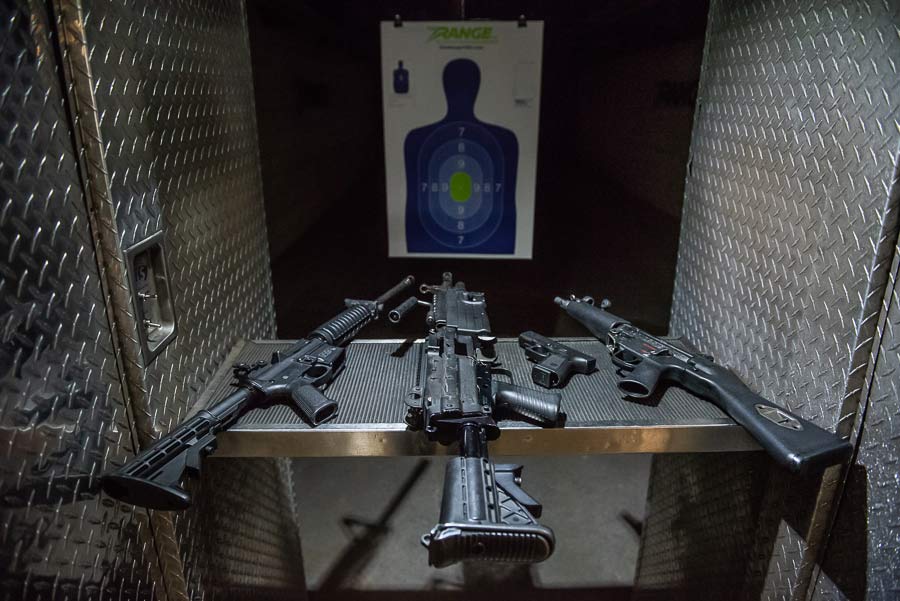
left=518, top=331, right=597, bottom=388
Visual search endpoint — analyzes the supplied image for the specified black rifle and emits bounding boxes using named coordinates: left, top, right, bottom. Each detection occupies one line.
left=391, top=273, right=562, bottom=567
left=518, top=331, right=597, bottom=388
left=555, top=295, right=852, bottom=473
left=102, top=276, right=415, bottom=510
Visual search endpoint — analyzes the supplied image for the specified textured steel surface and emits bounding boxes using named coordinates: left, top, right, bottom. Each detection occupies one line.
left=0, top=1, right=162, bottom=598
left=195, top=339, right=762, bottom=457
left=634, top=453, right=771, bottom=600
left=50, top=0, right=304, bottom=597
left=846, top=263, right=900, bottom=596
left=79, top=0, right=275, bottom=444
left=671, top=0, right=900, bottom=433
left=214, top=339, right=729, bottom=425
left=813, top=240, right=900, bottom=601
left=810, top=573, right=848, bottom=601
left=214, top=338, right=735, bottom=425
left=187, top=458, right=307, bottom=600
left=637, top=0, right=900, bottom=599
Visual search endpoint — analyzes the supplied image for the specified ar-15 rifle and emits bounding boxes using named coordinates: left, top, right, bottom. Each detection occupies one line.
left=390, top=273, right=562, bottom=568
left=102, top=276, right=415, bottom=510
left=555, top=295, right=851, bottom=473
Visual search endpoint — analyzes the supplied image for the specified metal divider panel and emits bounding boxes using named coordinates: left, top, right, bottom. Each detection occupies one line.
left=190, top=459, right=307, bottom=599
left=80, top=0, right=275, bottom=438
left=634, top=453, right=771, bottom=600
left=671, top=0, right=900, bottom=432
left=0, top=1, right=160, bottom=598
left=73, top=0, right=300, bottom=597
left=812, top=243, right=900, bottom=601
left=637, top=1, right=900, bottom=599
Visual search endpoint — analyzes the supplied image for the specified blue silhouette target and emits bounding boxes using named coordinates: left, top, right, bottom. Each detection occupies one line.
left=404, top=59, right=518, bottom=253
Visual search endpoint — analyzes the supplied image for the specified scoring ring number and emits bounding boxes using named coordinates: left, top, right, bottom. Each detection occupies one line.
left=754, top=404, right=803, bottom=431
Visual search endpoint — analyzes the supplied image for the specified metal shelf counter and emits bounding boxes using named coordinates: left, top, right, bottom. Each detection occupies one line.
left=198, top=339, right=759, bottom=457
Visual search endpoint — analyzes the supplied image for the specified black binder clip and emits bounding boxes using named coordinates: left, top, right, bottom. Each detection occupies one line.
left=517, top=14, right=527, bottom=27
left=394, top=14, right=403, bottom=27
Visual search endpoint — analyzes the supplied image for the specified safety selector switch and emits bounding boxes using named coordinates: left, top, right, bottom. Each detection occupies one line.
left=124, top=231, right=177, bottom=363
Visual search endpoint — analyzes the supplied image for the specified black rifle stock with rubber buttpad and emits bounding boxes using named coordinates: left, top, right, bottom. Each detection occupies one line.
left=102, top=277, right=415, bottom=510
left=554, top=295, right=851, bottom=473
left=425, top=432, right=555, bottom=568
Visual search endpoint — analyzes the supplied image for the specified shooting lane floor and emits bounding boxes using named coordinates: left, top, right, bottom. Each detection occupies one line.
left=293, top=454, right=650, bottom=595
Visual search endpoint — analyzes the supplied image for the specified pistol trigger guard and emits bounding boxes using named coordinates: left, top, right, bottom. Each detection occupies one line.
left=610, top=356, right=634, bottom=371
left=610, top=347, right=640, bottom=370
left=525, top=345, right=550, bottom=362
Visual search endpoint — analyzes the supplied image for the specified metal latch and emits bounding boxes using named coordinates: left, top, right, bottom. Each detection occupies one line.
left=124, top=231, right=177, bottom=363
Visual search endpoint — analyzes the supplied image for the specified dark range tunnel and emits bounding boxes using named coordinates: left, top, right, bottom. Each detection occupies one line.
left=248, top=0, right=709, bottom=340
left=246, top=0, right=708, bottom=593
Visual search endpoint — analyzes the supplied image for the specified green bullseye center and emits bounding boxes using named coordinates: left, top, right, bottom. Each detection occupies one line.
left=450, top=171, right=472, bottom=202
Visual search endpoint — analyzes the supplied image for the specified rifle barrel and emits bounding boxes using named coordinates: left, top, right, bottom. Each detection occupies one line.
left=376, top=275, right=415, bottom=306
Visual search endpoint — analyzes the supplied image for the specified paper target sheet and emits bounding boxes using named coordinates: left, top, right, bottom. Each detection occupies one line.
left=382, top=21, right=543, bottom=258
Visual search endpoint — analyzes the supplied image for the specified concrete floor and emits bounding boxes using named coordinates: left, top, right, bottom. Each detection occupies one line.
left=291, top=454, right=651, bottom=596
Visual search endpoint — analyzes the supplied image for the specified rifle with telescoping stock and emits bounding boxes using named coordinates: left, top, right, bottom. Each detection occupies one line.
left=389, top=273, right=562, bottom=567
left=555, top=294, right=852, bottom=473
left=102, top=276, right=415, bottom=510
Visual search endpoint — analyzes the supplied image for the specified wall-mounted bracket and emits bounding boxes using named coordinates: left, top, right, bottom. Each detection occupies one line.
left=124, top=231, right=177, bottom=363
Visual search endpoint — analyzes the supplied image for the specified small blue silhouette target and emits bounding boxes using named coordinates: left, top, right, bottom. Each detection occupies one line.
left=404, top=59, right=518, bottom=253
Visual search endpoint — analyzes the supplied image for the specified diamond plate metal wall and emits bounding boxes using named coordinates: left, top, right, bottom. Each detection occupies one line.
left=74, top=0, right=276, bottom=450
left=634, top=452, right=771, bottom=600
left=188, top=459, right=306, bottom=599
left=635, top=1, right=900, bottom=599
left=0, top=0, right=164, bottom=598
left=48, top=0, right=305, bottom=598
left=811, top=235, right=900, bottom=600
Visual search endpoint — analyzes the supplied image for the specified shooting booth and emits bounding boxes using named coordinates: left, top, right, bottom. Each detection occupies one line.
left=1, top=0, right=897, bottom=599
